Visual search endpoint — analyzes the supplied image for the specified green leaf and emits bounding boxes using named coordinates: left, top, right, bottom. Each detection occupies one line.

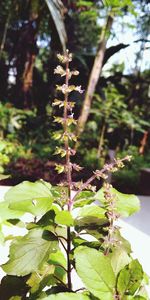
left=55, top=211, right=74, bottom=226
left=27, top=263, right=55, bottom=294
left=74, top=191, right=95, bottom=208
left=113, top=230, right=132, bottom=254
left=75, top=218, right=108, bottom=234
left=0, top=201, right=23, bottom=222
left=77, top=1, right=93, bottom=8
left=26, top=253, right=64, bottom=294
left=110, top=248, right=131, bottom=276
left=2, top=228, right=58, bottom=276
left=75, top=204, right=107, bottom=230
left=118, top=268, right=131, bottom=297
left=9, top=297, right=22, bottom=300
left=72, top=236, right=101, bottom=250
left=49, top=250, right=67, bottom=282
left=0, top=174, right=10, bottom=180
left=103, top=0, right=133, bottom=8
left=49, top=250, right=66, bottom=268
left=78, top=204, right=106, bottom=219
left=117, top=259, right=144, bottom=296
left=143, top=272, right=149, bottom=285
left=40, top=293, right=90, bottom=300
left=0, top=227, right=4, bottom=244
left=123, top=296, right=147, bottom=300
left=133, top=297, right=147, bottom=300
left=27, top=272, right=44, bottom=294
left=95, top=187, right=140, bottom=217
left=74, top=247, right=115, bottom=300
left=136, top=285, right=149, bottom=299
left=5, top=180, right=54, bottom=216
left=0, top=275, right=28, bottom=299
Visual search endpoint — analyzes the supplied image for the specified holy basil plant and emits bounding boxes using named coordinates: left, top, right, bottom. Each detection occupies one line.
left=0, top=51, right=149, bottom=300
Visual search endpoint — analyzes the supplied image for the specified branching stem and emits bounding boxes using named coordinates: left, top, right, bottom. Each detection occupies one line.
left=59, top=238, right=67, bottom=253
left=54, top=264, right=68, bottom=273
left=54, top=51, right=132, bottom=293
left=53, top=275, right=68, bottom=288
left=72, top=156, right=129, bottom=202
left=57, top=235, right=68, bottom=242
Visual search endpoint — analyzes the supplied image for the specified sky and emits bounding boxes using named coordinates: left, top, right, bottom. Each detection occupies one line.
left=102, top=12, right=150, bottom=75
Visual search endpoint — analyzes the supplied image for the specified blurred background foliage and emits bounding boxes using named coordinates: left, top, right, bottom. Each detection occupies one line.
left=0, top=0, right=150, bottom=192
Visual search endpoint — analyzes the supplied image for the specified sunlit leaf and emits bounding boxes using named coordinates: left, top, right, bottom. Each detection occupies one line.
left=2, top=228, right=58, bottom=276
left=74, top=191, right=95, bottom=208
left=5, top=180, right=54, bottom=216
left=55, top=211, right=74, bottom=226
left=75, top=246, right=115, bottom=300
left=117, top=259, right=144, bottom=296
left=0, top=201, right=23, bottom=222
left=75, top=204, right=107, bottom=230
left=40, top=292, right=90, bottom=300
left=110, top=248, right=131, bottom=276
left=95, top=187, right=140, bottom=217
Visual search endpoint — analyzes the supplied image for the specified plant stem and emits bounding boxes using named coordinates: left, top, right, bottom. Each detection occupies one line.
left=63, top=54, right=72, bottom=211
left=53, top=275, right=68, bottom=288
left=57, top=235, right=68, bottom=242
left=63, top=51, right=72, bottom=290
left=67, top=226, right=72, bottom=289
left=54, top=264, right=68, bottom=273
left=59, top=239, right=67, bottom=253
left=104, top=219, right=113, bottom=256
left=72, top=156, right=130, bottom=202
left=72, top=174, right=97, bottom=201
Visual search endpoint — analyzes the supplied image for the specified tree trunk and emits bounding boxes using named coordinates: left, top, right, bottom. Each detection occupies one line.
left=139, top=131, right=148, bottom=155
left=0, top=13, right=10, bottom=56
left=97, top=122, right=106, bottom=158
left=14, top=16, right=39, bottom=108
left=76, top=13, right=114, bottom=138
left=22, top=53, right=36, bottom=108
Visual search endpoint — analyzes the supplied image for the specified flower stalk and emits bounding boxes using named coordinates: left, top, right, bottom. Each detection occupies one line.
left=58, top=51, right=72, bottom=289
left=103, top=182, right=119, bottom=256
left=54, top=50, right=83, bottom=289
left=53, top=50, right=132, bottom=290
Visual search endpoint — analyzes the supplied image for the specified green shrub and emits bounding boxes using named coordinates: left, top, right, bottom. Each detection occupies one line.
left=113, top=146, right=150, bottom=193
left=0, top=51, right=149, bottom=300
